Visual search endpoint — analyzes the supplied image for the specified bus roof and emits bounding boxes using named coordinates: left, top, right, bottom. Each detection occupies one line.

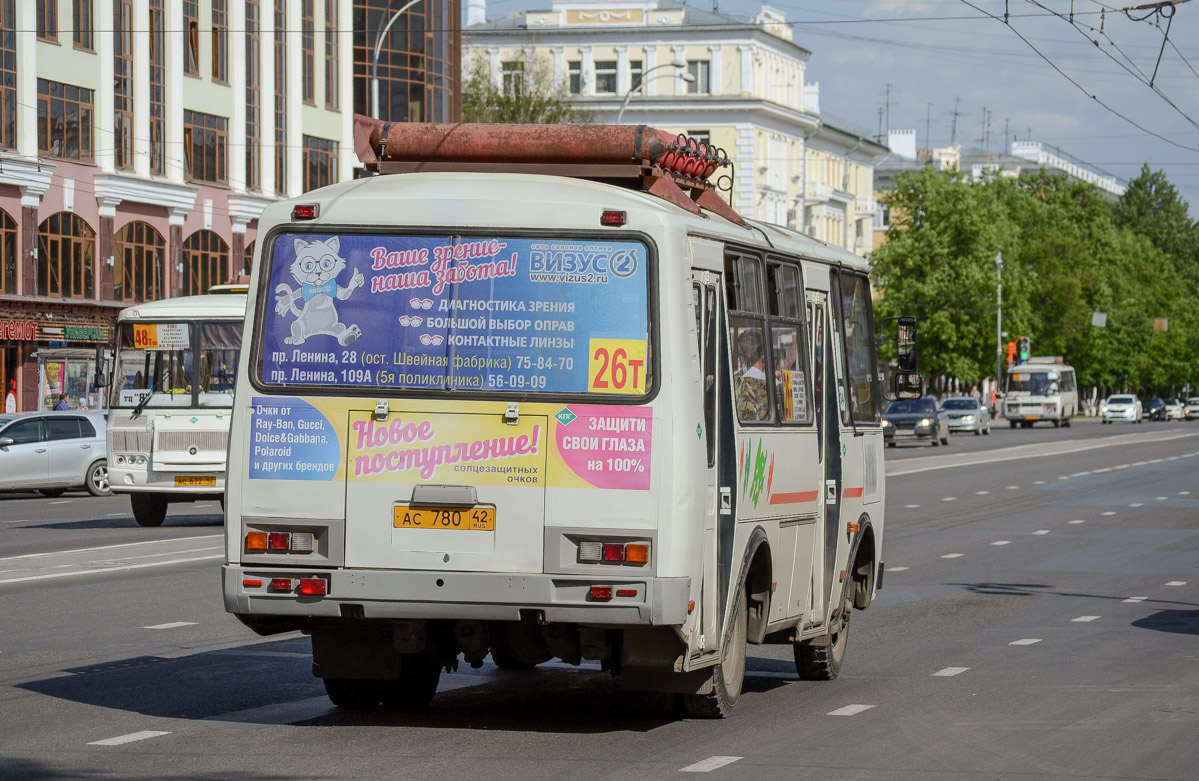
left=263, top=172, right=871, bottom=273
left=117, top=293, right=247, bottom=322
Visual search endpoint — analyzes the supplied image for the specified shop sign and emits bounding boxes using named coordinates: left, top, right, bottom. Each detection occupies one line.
left=64, top=325, right=107, bottom=341
left=0, top=319, right=37, bottom=341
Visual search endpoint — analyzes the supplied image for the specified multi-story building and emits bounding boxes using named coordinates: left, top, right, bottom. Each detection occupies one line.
left=0, top=1, right=357, bottom=411
left=463, top=0, right=885, bottom=253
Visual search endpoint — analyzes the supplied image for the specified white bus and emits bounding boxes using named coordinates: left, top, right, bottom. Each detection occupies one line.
left=221, top=124, right=917, bottom=717
left=105, top=291, right=246, bottom=526
left=1002, top=357, right=1078, bottom=428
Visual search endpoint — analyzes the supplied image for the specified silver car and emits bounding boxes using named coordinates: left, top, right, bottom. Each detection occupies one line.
left=1100, top=395, right=1142, bottom=424
left=0, top=412, right=110, bottom=496
left=942, top=396, right=991, bottom=435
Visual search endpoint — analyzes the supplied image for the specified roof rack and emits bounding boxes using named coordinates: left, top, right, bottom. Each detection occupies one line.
left=356, top=119, right=744, bottom=226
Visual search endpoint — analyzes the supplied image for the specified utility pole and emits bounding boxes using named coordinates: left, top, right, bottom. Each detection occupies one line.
left=884, top=83, right=893, bottom=138
left=980, top=106, right=990, bottom=150
left=925, top=101, right=933, bottom=159
left=876, top=106, right=885, bottom=144
left=949, top=96, right=961, bottom=144
left=1004, top=117, right=1010, bottom=153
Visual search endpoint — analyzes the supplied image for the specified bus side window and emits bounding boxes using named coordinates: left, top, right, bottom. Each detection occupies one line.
left=837, top=271, right=881, bottom=424
left=725, top=253, right=771, bottom=424
left=694, top=282, right=718, bottom=467
left=766, top=259, right=813, bottom=425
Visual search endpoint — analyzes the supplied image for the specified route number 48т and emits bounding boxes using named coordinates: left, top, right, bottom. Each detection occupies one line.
left=588, top=338, right=647, bottom=395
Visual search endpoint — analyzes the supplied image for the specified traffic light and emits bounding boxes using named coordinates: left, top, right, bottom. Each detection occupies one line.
left=1006, top=341, right=1017, bottom=364
left=1017, top=336, right=1031, bottom=362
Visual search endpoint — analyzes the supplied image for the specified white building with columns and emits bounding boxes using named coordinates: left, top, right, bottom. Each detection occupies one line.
left=0, top=0, right=355, bottom=411
left=463, top=0, right=886, bottom=250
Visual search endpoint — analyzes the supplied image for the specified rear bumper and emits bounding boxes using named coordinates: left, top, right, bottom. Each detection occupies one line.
left=222, top=565, right=690, bottom=627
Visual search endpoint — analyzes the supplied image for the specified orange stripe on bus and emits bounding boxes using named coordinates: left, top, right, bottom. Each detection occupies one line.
left=843, top=487, right=864, bottom=498
left=769, top=490, right=819, bottom=505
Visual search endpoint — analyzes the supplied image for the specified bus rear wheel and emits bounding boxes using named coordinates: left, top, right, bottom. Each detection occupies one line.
left=381, top=653, right=441, bottom=709
left=679, top=588, right=747, bottom=719
left=131, top=494, right=168, bottom=527
left=323, top=678, right=381, bottom=709
left=795, top=589, right=851, bottom=681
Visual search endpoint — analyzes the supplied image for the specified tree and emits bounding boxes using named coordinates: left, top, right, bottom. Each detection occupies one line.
left=461, top=57, right=587, bottom=125
left=1113, top=164, right=1199, bottom=275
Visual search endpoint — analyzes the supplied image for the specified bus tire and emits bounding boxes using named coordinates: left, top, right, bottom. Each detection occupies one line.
left=323, top=678, right=382, bottom=710
left=680, top=588, right=747, bottom=719
left=1010, top=421, right=1017, bottom=429
left=131, top=494, right=168, bottom=527
left=381, top=653, right=441, bottom=709
left=794, top=589, right=850, bottom=681
left=1053, top=419, right=1061, bottom=428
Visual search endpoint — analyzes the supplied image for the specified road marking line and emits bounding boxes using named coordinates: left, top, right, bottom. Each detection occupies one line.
left=0, top=555, right=223, bottom=585
left=932, top=667, right=969, bottom=677
left=886, top=566, right=909, bottom=572
left=1114, top=464, right=1130, bottom=470
left=1166, top=456, right=1179, bottom=461
left=1072, top=616, right=1100, bottom=622
left=941, top=497, right=957, bottom=502
left=904, top=504, right=920, bottom=509
left=1034, top=530, right=1050, bottom=535
left=1006, top=485, right=1020, bottom=490
left=941, top=553, right=964, bottom=559
left=975, top=490, right=990, bottom=495
left=1124, top=597, right=1147, bottom=603
left=1, top=520, right=32, bottom=525
left=1102, top=511, right=1116, bottom=516
left=1058, top=476, right=1069, bottom=481
left=1038, top=480, right=1050, bottom=484
left=991, top=541, right=1011, bottom=546
left=1149, top=459, right=1164, bottom=464
left=1165, top=581, right=1187, bottom=587
left=143, top=622, right=198, bottom=630
left=50, top=500, right=71, bottom=505
left=679, top=756, right=743, bottom=773
left=88, top=731, right=170, bottom=746
left=1094, top=468, right=1112, bottom=473
left=1180, top=491, right=1192, bottom=496
left=0, top=535, right=222, bottom=562
left=828, top=704, right=875, bottom=716
left=1129, top=503, right=1143, bottom=508
left=1071, top=472, right=1092, bottom=477
left=1069, top=520, right=1086, bottom=525
left=1132, top=461, right=1148, bottom=466
left=1010, top=639, right=1042, bottom=645
left=1156, top=496, right=1167, bottom=501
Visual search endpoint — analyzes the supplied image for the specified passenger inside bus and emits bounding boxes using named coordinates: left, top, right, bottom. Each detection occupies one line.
left=735, top=330, right=770, bottom=421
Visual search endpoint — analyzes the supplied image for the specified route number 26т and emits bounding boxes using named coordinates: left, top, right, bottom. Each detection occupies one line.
left=588, top=338, right=647, bottom=395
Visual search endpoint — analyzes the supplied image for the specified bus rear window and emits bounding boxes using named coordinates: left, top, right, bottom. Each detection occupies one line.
left=258, top=233, right=652, bottom=396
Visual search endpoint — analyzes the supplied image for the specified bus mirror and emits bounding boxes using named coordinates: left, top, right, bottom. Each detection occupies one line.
left=892, top=372, right=923, bottom=400
left=92, top=345, right=108, bottom=389
left=895, top=316, right=917, bottom=372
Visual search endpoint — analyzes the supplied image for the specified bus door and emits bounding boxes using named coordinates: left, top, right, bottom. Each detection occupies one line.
left=807, top=291, right=837, bottom=621
left=692, top=271, right=724, bottom=647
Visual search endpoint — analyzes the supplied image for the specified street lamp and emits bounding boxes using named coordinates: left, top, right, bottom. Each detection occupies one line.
left=995, top=250, right=1003, bottom=394
left=371, top=0, right=424, bottom=120
left=616, top=60, right=692, bottom=124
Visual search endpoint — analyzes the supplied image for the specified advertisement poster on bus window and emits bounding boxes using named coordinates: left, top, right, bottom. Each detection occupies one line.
left=258, top=234, right=651, bottom=396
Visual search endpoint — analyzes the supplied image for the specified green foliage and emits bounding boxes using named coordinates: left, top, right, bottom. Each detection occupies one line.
left=461, top=58, right=587, bottom=125
left=872, top=164, right=1199, bottom=391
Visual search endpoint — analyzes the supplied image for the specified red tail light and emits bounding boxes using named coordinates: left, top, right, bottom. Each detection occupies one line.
left=601, top=543, right=625, bottom=562
left=269, top=578, right=293, bottom=593
left=292, top=204, right=318, bottom=220
left=589, top=586, right=613, bottom=600
left=299, top=577, right=328, bottom=596
left=267, top=532, right=291, bottom=551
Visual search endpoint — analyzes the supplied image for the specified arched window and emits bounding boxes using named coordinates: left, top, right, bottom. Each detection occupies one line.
left=38, top=212, right=94, bottom=299
left=182, top=230, right=228, bottom=296
left=243, top=240, right=255, bottom=274
left=113, top=221, right=165, bottom=302
left=0, top=209, right=16, bottom=294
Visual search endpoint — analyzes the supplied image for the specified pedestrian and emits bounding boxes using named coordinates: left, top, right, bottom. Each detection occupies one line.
left=53, top=392, right=69, bottom=411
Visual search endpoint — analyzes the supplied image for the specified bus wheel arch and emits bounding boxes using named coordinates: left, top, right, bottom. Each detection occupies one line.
left=740, top=528, right=773, bottom=645
left=849, top=516, right=877, bottom=611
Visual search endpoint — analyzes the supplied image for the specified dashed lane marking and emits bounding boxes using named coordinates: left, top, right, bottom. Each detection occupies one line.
left=1069, top=520, right=1086, bottom=525
left=1129, top=503, right=1143, bottom=508
left=932, top=667, right=969, bottom=677
left=1181, top=491, right=1192, bottom=496
left=942, top=497, right=957, bottom=502
left=975, top=490, right=990, bottom=495
left=991, top=541, right=1011, bottom=546
left=1102, top=511, right=1117, bottom=516
left=941, top=553, right=964, bottom=559
left=1034, top=530, right=1050, bottom=535
left=1071, top=472, right=1092, bottom=477
left=50, top=500, right=71, bottom=505
left=143, top=622, right=198, bottom=630
left=1010, top=639, right=1042, bottom=645
left=1123, top=597, right=1147, bottom=603
left=1165, top=581, right=1187, bottom=587
left=1072, top=616, right=1101, bottom=622
left=679, top=757, right=743, bottom=773
left=1006, top=486, right=1020, bottom=490
left=1156, top=496, right=1167, bottom=501
left=886, top=566, right=910, bottom=572
left=904, top=504, right=920, bottom=509
left=88, top=731, right=170, bottom=747
left=828, top=704, right=875, bottom=716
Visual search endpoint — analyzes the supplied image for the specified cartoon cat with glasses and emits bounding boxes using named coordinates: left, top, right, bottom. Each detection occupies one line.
left=274, top=236, right=365, bottom=346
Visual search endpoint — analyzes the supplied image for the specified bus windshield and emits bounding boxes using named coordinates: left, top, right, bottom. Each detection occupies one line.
left=112, top=321, right=242, bottom=409
left=1006, top=371, right=1060, bottom=397
left=257, top=233, right=652, bottom=397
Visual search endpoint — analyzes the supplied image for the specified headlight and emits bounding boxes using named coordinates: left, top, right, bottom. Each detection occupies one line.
left=1101, top=406, right=1108, bottom=413
left=963, top=415, right=975, bottom=423
left=881, top=420, right=890, bottom=427
left=919, top=418, right=931, bottom=427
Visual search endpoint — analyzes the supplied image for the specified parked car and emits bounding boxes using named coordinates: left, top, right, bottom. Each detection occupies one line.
left=0, top=411, right=110, bottom=496
left=1185, top=397, right=1199, bottom=421
left=942, top=396, right=990, bottom=435
left=1164, top=399, right=1185, bottom=421
left=883, top=396, right=950, bottom=447
left=1143, top=397, right=1166, bottom=421
left=1100, top=395, right=1142, bottom=424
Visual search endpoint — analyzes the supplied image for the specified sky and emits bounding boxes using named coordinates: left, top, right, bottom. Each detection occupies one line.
left=482, top=0, right=1199, bottom=219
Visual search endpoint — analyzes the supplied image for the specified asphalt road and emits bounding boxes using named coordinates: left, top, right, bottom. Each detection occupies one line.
left=1, top=418, right=1196, bottom=780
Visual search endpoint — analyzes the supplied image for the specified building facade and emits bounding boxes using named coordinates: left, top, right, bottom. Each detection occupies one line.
left=463, top=0, right=885, bottom=251
left=1, top=0, right=356, bottom=411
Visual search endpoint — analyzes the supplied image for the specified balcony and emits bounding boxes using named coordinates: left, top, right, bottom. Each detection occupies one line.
left=854, top=197, right=877, bottom=215
left=805, top=181, right=832, bottom=203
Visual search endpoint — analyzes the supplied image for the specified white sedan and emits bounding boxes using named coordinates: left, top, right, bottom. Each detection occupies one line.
left=1164, top=399, right=1184, bottom=421
left=1100, top=395, right=1142, bottom=424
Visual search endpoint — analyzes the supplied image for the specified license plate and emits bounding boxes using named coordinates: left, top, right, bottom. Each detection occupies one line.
left=394, top=505, right=495, bottom=531
left=175, top=475, right=216, bottom=487
left=1024, top=415, right=1038, bottom=420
